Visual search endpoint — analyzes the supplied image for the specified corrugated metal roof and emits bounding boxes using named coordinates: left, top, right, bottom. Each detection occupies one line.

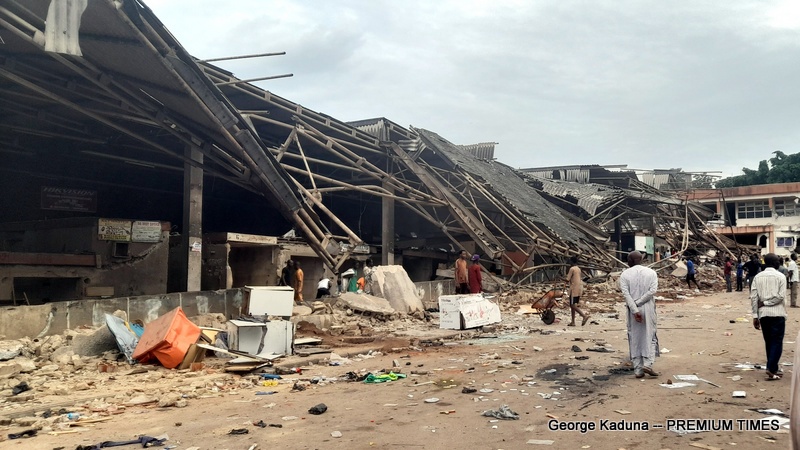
left=414, top=128, right=589, bottom=244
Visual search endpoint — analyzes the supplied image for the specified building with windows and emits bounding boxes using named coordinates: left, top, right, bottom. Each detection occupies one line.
left=688, top=182, right=800, bottom=256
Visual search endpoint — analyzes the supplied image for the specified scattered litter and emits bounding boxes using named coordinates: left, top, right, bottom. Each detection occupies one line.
left=462, top=387, right=477, bottom=394
left=732, top=391, right=746, bottom=398
left=660, top=348, right=670, bottom=353
left=11, top=382, right=30, bottom=395
left=308, top=403, right=328, bottom=415
left=660, top=382, right=696, bottom=389
left=674, top=374, right=720, bottom=388
left=479, top=388, right=494, bottom=393
left=331, top=431, right=342, bottom=438
left=586, top=347, right=613, bottom=353
left=614, top=410, right=631, bottom=415
left=253, top=420, right=267, bottom=428
left=269, top=424, right=282, bottom=428
left=440, top=410, right=456, bottom=415
left=754, top=408, right=786, bottom=416
left=228, top=429, right=249, bottom=435
left=424, top=398, right=440, bottom=403
left=364, top=372, right=407, bottom=383
left=281, top=416, right=299, bottom=421
left=527, top=439, right=555, bottom=445
left=729, top=376, right=742, bottom=381
left=482, top=405, right=519, bottom=420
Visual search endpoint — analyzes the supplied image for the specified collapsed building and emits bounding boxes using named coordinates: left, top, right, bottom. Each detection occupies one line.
left=0, top=0, right=740, bottom=314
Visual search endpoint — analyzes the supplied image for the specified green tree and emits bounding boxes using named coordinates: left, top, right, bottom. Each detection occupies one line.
left=716, top=151, right=800, bottom=187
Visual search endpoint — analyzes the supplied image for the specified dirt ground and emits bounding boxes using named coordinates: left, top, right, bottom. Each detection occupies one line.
left=1, top=288, right=796, bottom=450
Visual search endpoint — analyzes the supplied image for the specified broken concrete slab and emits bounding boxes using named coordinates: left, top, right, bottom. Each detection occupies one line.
left=0, top=341, right=24, bottom=361
left=293, top=305, right=313, bottom=316
left=0, top=361, right=21, bottom=379
left=292, top=315, right=335, bottom=332
left=71, top=325, right=118, bottom=357
left=50, top=346, right=74, bottom=365
left=368, top=266, right=424, bottom=313
left=338, top=292, right=395, bottom=315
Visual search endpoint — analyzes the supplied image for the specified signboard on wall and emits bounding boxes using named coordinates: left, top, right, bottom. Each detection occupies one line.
left=131, top=221, right=162, bottom=242
left=41, top=186, right=97, bottom=212
left=98, top=218, right=132, bottom=241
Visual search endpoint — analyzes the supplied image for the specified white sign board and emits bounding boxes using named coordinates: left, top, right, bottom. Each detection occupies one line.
left=131, top=221, right=162, bottom=242
left=439, top=294, right=501, bottom=330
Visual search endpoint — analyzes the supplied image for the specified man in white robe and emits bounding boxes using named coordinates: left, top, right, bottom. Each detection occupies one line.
left=619, top=251, right=660, bottom=378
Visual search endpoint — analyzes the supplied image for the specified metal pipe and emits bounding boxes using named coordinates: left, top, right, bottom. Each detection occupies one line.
left=199, top=52, right=286, bottom=63
left=215, top=74, right=293, bottom=86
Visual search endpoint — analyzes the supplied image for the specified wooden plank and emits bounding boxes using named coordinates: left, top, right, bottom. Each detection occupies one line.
left=294, top=337, right=323, bottom=345
left=689, top=444, right=722, bottom=450
left=196, top=343, right=271, bottom=362
left=296, top=347, right=331, bottom=357
left=0, top=251, right=96, bottom=266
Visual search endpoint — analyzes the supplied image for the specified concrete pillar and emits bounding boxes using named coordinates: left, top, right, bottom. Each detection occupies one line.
left=382, top=182, right=395, bottom=265
left=183, top=147, right=203, bottom=292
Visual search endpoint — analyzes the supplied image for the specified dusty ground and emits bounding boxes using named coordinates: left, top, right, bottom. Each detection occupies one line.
left=0, top=287, right=796, bottom=450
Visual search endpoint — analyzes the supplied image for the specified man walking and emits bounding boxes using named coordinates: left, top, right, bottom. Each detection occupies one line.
left=789, top=253, right=799, bottom=307
left=619, top=251, right=660, bottom=378
left=723, top=256, right=733, bottom=292
left=566, top=256, right=590, bottom=326
left=751, top=253, right=787, bottom=380
left=685, top=257, right=700, bottom=290
left=455, top=250, right=469, bottom=294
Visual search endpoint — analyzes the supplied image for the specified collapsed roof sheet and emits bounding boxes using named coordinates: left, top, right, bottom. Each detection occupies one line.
left=414, top=129, right=589, bottom=244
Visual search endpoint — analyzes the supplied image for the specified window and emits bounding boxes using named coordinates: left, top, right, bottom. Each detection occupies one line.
left=774, top=199, right=800, bottom=217
left=737, top=201, right=770, bottom=219
left=777, top=237, right=795, bottom=248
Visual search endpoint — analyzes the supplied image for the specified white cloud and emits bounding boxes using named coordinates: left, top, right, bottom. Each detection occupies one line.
left=143, top=0, right=800, bottom=176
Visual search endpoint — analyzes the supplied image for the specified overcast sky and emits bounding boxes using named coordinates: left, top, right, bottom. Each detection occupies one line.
left=146, top=0, right=800, bottom=178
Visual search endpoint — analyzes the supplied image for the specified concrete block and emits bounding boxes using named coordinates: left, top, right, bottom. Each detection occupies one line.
left=0, top=341, right=24, bottom=361
left=369, top=266, right=424, bottom=313
left=0, top=362, right=21, bottom=379
left=50, top=346, right=74, bottom=364
left=338, top=292, right=395, bottom=315
left=291, top=314, right=334, bottom=331
left=71, top=325, right=118, bottom=357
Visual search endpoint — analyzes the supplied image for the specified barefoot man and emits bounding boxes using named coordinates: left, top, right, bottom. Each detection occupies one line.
left=619, top=251, right=660, bottom=378
left=566, top=256, right=590, bottom=326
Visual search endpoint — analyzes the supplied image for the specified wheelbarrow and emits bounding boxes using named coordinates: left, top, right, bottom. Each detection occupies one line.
left=530, top=288, right=566, bottom=325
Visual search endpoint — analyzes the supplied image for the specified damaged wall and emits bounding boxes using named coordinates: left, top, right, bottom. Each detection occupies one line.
left=0, top=289, right=243, bottom=340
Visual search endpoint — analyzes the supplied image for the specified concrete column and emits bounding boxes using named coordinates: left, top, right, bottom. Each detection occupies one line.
left=382, top=182, right=395, bottom=265
left=183, top=147, right=203, bottom=292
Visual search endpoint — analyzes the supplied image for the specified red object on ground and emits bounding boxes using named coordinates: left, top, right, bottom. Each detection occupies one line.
left=132, top=307, right=201, bottom=369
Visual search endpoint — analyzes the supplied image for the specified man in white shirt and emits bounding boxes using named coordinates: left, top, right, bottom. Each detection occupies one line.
left=619, top=251, right=660, bottom=378
left=788, top=253, right=799, bottom=308
left=751, top=253, right=788, bottom=380
left=316, top=277, right=332, bottom=299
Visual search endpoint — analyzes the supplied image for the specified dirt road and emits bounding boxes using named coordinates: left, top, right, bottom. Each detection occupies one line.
left=1, top=288, right=796, bottom=450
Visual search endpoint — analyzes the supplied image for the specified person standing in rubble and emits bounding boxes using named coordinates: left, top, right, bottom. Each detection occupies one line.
left=751, top=253, right=787, bottom=381
left=566, top=256, right=590, bottom=326
left=455, top=250, right=469, bottom=294
left=280, top=260, right=294, bottom=287
left=736, top=256, right=745, bottom=291
left=619, top=251, right=660, bottom=378
left=745, top=254, right=761, bottom=289
left=294, top=261, right=305, bottom=305
left=685, top=257, right=700, bottom=290
left=788, top=253, right=799, bottom=307
left=469, top=254, right=483, bottom=294
left=723, top=256, right=733, bottom=292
